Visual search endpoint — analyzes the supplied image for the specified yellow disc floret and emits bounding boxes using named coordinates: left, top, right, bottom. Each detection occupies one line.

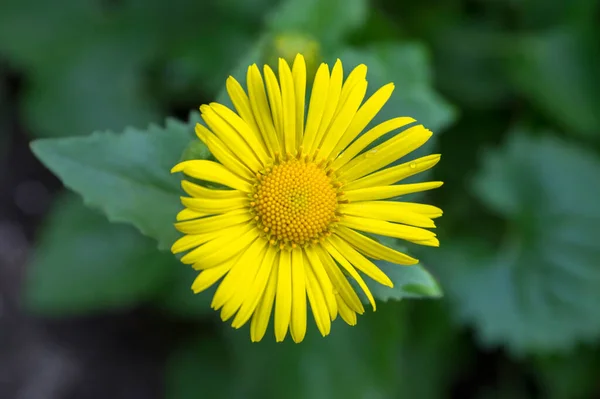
left=252, top=158, right=339, bottom=247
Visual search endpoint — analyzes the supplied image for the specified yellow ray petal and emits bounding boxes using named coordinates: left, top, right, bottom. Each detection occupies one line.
left=210, top=103, right=270, bottom=164
left=250, top=259, right=279, bottom=342
left=232, top=246, right=279, bottom=328
left=338, top=124, right=433, bottom=182
left=331, top=83, right=399, bottom=159
left=335, top=226, right=418, bottom=265
left=279, top=58, right=297, bottom=155
left=290, top=248, right=307, bottom=343
left=171, top=160, right=252, bottom=192
left=310, top=59, right=343, bottom=154
left=339, top=215, right=439, bottom=246
left=218, top=240, right=268, bottom=321
left=191, top=260, right=235, bottom=293
left=247, top=64, right=280, bottom=155
left=313, top=245, right=364, bottom=314
left=337, top=64, right=367, bottom=108
left=336, top=294, right=357, bottom=326
left=275, top=249, right=292, bottom=342
left=180, top=180, right=245, bottom=200
left=304, top=255, right=331, bottom=336
left=180, top=224, right=255, bottom=266
left=318, top=79, right=368, bottom=160
left=324, top=241, right=376, bottom=310
left=339, top=202, right=437, bottom=228
left=176, top=208, right=207, bottom=222
left=302, top=63, right=330, bottom=151
left=226, top=76, right=262, bottom=143
left=171, top=231, right=217, bottom=254
left=390, top=202, right=444, bottom=218
left=332, top=116, right=415, bottom=170
left=194, top=123, right=254, bottom=180
left=292, top=54, right=306, bottom=146
left=327, top=234, right=393, bottom=287
left=180, top=196, right=247, bottom=215
left=304, top=246, right=338, bottom=320
left=200, top=106, right=263, bottom=171
left=174, top=209, right=253, bottom=234
left=209, top=249, right=253, bottom=310
left=345, top=181, right=444, bottom=202
left=264, top=64, right=284, bottom=149
left=344, top=154, right=441, bottom=190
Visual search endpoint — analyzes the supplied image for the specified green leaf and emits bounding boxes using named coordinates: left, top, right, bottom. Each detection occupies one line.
left=267, top=0, right=368, bottom=51
left=370, top=260, right=443, bottom=301
left=508, top=29, right=600, bottom=138
left=429, top=132, right=600, bottom=354
left=25, top=193, right=173, bottom=315
left=30, top=118, right=197, bottom=250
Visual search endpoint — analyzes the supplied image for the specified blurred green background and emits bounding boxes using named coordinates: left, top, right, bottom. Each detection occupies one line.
left=1, top=0, right=600, bottom=398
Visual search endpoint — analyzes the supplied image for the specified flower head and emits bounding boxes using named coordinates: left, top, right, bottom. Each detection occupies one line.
left=171, top=54, right=443, bottom=343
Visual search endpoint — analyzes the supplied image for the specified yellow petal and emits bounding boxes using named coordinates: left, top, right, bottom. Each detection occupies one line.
left=174, top=209, right=253, bottom=234
left=250, top=259, right=279, bottom=342
left=304, top=246, right=338, bottom=320
left=339, top=202, right=437, bottom=228
left=290, top=248, right=307, bottom=343
left=304, top=255, right=331, bottom=336
left=332, top=116, right=415, bottom=170
left=324, top=241, right=376, bottom=311
left=180, top=196, right=247, bottom=215
left=292, top=54, right=306, bottom=146
left=344, top=154, right=441, bottom=190
left=218, top=240, right=268, bottom=321
left=318, top=79, right=368, bottom=160
left=210, top=103, right=270, bottom=165
left=336, top=294, right=357, bottom=326
left=176, top=208, right=207, bottom=222
left=263, top=64, right=284, bottom=149
left=247, top=64, right=280, bottom=155
left=327, top=234, right=393, bottom=287
left=181, top=180, right=244, bottom=199
left=331, top=83, right=399, bottom=159
left=226, top=76, right=262, bottom=143
left=171, top=160, right=251, bottom=192
left=275, top=249, right=292, bottom=342
left=194, top=123, right=254, bottom=180
left=200, top=106, right=263, bottom=171
left=313, top=245, right=364, bottom=314
left=345, top=181, right=444, bottom=202
left=339, top=215, right=439, bottom=246
left=191, top=260, right=234, bottom=293
left=180, top=224, right=256, bottom=266
left=171, top=231, right=217, bottom=254
left=310, top=59, right=343, bottom=154
left=338, top=124, right=433, bottom=182
left=335, top=226, right=418, bottom=265
left=279, top=58, right=296, bottom=155
left=302, top=63, right=330, bottom=151
left=337, top=64, right=367, bottom=107
left=232, top=246, right=279, bottom=328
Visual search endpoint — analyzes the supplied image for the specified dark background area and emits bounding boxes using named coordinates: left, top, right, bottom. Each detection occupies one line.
left=1, top=0, right=600, bottom=398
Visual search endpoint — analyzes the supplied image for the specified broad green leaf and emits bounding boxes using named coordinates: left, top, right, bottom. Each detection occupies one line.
left=267, top=0, right=368, bottom=51
left=30, top=118, right=196, bottom=250
left=25, top=193, right=173, bottom=315
left=508, top=30, right=600, bottom=138
left=430, top=132, right=600, bottom=354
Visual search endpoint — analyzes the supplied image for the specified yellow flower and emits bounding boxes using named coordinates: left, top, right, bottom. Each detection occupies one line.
left=171, top=54, right=443, bottom=343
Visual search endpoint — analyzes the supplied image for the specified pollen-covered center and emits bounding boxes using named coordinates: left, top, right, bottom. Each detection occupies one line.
left=252, top=159, right=339, bottom=247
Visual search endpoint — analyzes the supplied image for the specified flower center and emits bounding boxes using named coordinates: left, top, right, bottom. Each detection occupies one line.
left=251, top=158, right=339, bottom=248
